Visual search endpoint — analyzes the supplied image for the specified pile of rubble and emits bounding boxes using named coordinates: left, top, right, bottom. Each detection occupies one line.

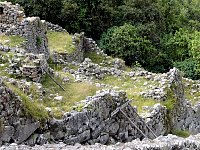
left=8, top=53, right=48, bottom=82
left=1, top=134, right=200, bottom=150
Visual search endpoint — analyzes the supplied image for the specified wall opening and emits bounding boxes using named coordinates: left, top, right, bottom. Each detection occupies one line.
left=0, top=7, right=3, bottom=15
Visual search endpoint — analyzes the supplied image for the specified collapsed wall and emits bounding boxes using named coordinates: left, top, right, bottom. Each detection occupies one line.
left=168, top=68, right=200, bottom=134
left=1, top=68, right=200, bottom=146
left=0, top=79, right=39, bottom=145
left=52, top=31, right=105, bottom=64
left=0, top=1, right=49, bottom=59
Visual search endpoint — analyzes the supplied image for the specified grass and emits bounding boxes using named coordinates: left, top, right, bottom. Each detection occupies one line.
left=5, top=82, right=49, bottom=122
left=41, top=74, right=100, bottom=118
left=183, top=78, right=200, bottom=105
left=84, top=51, right=105, bottom=65
left=47, top=31, right=76, bottom=54
left=96, top=75, right=158, bottom=113
left=0, top=34, right=25, bottom=47
left=0, top=51, right=15, bottom=77
left=171, top=129, right=190, bottom=138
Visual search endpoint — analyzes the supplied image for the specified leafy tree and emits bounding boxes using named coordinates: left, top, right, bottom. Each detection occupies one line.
left=99, top=23, right=157, bottom=69
left=162, top=28, right=190, bottom=62
left=188, top=31, right=200, bottom=74
left=174, top=59, right=199, bottom=80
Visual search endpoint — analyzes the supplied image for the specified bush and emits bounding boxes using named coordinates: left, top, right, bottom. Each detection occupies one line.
left=99, top=23, right=157, bottom=68
left=174, top=59, right=200, bottom=80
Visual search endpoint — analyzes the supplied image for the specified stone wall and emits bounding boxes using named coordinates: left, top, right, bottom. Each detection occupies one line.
left=0, top=2, right=25, bottom=24
left=52, top=32, right=85, bottom=63
left=1, top=68, right=200, bottom=146
left=52, top=32, right=106, bottom=64
left=0, top=79, right=39, bottom=145
left=9, top=53, right=48, bottom=82
left=0, top=2, right=49, bottom=59
left=46, top=21, right=66, bottom=32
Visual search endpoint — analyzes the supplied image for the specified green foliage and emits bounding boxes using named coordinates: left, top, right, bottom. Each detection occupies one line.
left=174, top=59, right=200, bottom=80
left=36, top=36, right=42, bottom=46
left=188, top=31, right=200, bottom=73
left=163, top=28, right=190, bottom=62
left=6, top=0, right=200, bottom=78
left=171, top=129, right=190, bottom=138
left=99, top=23, right=156, bottom=68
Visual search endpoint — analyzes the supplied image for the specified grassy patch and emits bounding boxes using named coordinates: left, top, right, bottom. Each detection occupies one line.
left=171, top=129, right=190, bottom=138
left=84, top=51, right=105, bottom=64
left=183, top=79, right=200, bottom=105
left=0, top=51, right=15, bottom=77
left=97, top=75, right=158, bottom=113
left=41, top=74, right=100, bottom=118
left=0, top=34, right=24, bottom=47
left=5, top=82, right=48, bottom=122
left=131, top=96, right=157, bottom=113
left=47, top=31, right=76, bottom=54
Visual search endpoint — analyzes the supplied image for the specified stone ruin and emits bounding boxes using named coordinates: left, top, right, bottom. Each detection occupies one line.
left=11, top=53, right=48, bottom=82
left=0, top=1, right=49, bottom=59
left=52, top=32, right=106, bottom=64
left=1, top=68, right=200, bottom=147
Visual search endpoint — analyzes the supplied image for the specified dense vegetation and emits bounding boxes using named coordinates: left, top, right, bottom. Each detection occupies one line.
left=5, top=0, right=200, bottom=79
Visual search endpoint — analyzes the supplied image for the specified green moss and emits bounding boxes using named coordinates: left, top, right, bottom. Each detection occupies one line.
left=0, top=120, right=4, bottom=133
left=0, top=34, right=25, bottom=47
left=171, top=129, right=190, bottom=138
left=47, top=31, right=76, bottom=54
left=5, top=82, right=49, bottom=122
left=75, top=103, right=85, bottom=112
left=36, top=36, right=42, bottom=46
left=161, top=84, right=177, bottom=111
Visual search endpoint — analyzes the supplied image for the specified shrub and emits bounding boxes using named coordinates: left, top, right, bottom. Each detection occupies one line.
left=174, top=59, right=200, bottom=80
left=99, top=23, right=157, bottom=68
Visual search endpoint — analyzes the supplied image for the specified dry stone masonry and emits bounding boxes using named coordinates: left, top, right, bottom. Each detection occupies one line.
left=9, top=53, right=48, bottom=82
left=0, top=2, right=49, bottom=58
left=1, top=1, right=200, bottom=149
left=0, top=79, right=40, bottom=145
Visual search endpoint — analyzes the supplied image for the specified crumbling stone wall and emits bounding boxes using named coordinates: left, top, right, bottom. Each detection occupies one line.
left=52, top=32, right=106, bottom=64
left=52, top=32, right=85, bottom=63
left=0, top=2, right=49, bottom=59
left=0, top=2, right=24, bottom=24
left=0, top=79, right=39, bottom=145
left=47, top=90, right=167, bottom=145
left=2, top=68, right=200, bottom=146
left=168, top=68, right=200, bottom=134
left=9, top=53, right=48, bottom=82
left=46, top=21, right=66, bottom=32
